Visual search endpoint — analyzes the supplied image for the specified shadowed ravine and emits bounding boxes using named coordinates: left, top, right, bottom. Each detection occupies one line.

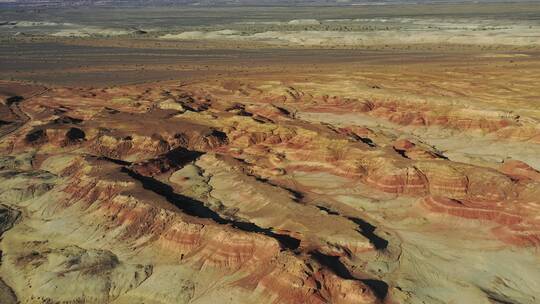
left=123, top=167, right=301, bottom=251
left=122, top=162, right=390, bottom=300
left=312, top=251, right=389, bottom=300
left=317, top=205, right=389, bottom=250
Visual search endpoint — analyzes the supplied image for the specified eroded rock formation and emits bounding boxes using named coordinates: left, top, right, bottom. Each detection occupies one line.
left=0, top=76, right=539, bottom=304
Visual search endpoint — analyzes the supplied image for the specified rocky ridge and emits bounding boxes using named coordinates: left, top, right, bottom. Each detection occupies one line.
left=0, top=77, right=539, bottom=303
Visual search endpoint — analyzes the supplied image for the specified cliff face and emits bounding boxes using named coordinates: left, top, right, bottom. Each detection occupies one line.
left=0, top=75, right=539, bottom=303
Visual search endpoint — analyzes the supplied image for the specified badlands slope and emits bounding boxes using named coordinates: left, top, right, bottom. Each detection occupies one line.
left=0, top=51, right=539, bottom=304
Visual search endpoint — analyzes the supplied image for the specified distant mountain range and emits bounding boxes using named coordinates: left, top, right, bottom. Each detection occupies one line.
left=0, top=0, right=528, bottom=7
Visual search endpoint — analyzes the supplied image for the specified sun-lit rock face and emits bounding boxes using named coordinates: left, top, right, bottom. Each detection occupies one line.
left=500, top=160, right=540, bottom=182
left=0, top=153, right=381, bottom=304
left=0, top=70, right=539, bottom=304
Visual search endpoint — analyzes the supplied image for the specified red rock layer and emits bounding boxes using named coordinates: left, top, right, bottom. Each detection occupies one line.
left=500, top=160, right=540, bottom=182
left=423, top=196, right=540, bottom=246
left=304, top=97, right=539, bottom=142
left=51, top=157, right=381, bottom=304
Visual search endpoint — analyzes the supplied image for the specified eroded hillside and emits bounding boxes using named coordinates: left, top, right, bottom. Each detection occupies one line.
left=0, top=60, right=539, bottom=303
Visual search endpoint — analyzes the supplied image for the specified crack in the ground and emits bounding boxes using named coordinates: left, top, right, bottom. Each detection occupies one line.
left=122, top=167, right=301, bottom=251
left=347, top=216, right=389, bottom=250
left=393, top=147, right=410, bottom=159
left=99, top=154, right=391, bottom=301
left=229, top=156, right=305, bottom=202
left=311, top=251, right=389, bottom=300
left=250, top=175, right=304, bottom=202
left=97, top=156, right=132, bottom=166
left=316, top=205, right=388, bottom=250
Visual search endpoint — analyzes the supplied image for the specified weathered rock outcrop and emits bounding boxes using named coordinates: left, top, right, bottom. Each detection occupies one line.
left=0, top=76, right=538, bottom=304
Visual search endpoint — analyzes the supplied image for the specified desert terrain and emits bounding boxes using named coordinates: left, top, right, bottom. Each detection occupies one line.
left=1, top=2, right=540, bottom=304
